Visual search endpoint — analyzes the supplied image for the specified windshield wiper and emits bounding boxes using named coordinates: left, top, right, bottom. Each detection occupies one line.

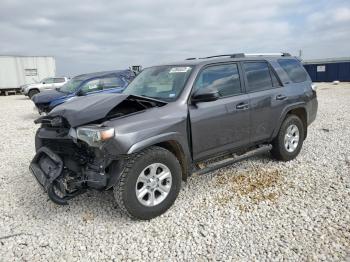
left=137, top=95, right=168, bottom=102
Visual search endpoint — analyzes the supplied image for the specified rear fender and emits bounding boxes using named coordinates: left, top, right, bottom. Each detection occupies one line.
left=272, top=103, right=307, bottom=139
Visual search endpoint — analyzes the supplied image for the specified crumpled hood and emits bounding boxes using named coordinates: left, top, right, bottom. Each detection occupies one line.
left=49, top=93, right=129, bottom=127
left=32, top=89, right=66, bottom=104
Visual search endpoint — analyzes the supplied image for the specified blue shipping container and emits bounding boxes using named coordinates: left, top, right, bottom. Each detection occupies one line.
left=303, top=60, right=350, bottom=82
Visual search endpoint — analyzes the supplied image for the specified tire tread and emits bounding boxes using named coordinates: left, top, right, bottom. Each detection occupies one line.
left=114, top=146, right=179, bottom=219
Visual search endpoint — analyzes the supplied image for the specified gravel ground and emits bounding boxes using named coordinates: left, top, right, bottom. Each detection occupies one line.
left=0, top=83, right=350, bottom=261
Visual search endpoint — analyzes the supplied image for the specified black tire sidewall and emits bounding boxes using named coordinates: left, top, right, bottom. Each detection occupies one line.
left=29, top=90, right=39, bottom=98
left=121, top=148, right=181, bottom=219
left=275, top=115, right=304, bottom=161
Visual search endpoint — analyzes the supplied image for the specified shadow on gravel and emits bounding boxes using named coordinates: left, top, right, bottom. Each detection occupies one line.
left=15, top=96, right=29, bottom=100
left=23, top=188, right=131, bottom=223
left=21, top=113, right=38, bottom=120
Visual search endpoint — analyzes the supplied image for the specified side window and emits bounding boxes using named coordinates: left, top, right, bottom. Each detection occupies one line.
left=43, top=78, right=54, bottom=84
left=278, top=59, right=308, bottom=83
left=270, top=70, right=281, bottom=87
left=102, top=77, right=125, bottom=89
left=54, top=78, right=66, bottom=83
left=243, top=62, right=274, bottom=92
left=194, top=64, right=242, bottom=97
left=80, top=79, right=103, bottom=94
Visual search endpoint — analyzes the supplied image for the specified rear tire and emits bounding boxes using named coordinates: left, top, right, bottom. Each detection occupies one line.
left=28, top=89, right=39, bottom=98
left=271, top=115, right=305, bottom=161
left=114, top=146, right=182, bottom=220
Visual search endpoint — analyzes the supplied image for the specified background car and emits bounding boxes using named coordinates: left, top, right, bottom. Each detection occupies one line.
left=31, top=69, right=135, bottom=114
left=21, top=77, right=69, bottom=98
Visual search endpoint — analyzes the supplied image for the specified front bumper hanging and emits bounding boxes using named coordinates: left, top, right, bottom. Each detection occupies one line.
left=30, top=147, right=64, bottom=190
left=29, top=146, right=82, bottom=205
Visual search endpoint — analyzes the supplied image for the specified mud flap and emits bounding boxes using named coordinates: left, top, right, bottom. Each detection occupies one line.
left=29, top=147, right=74, bottom=205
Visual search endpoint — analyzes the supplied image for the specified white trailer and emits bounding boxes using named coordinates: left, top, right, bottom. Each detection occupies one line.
left=0, top=55, right=56, bottom=94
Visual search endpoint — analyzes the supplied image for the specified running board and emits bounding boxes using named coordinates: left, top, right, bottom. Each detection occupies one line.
left=193, top=145, right=272, bottom=175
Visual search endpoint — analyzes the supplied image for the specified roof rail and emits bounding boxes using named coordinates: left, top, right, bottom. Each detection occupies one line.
left=186, top=52, right=291, bottom=61
left=199, top=54, right=236, bottom=59
left=242, top=52, right=291, bottom=57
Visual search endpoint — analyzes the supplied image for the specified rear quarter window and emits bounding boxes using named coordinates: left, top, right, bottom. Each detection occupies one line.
left=54, top=78, right=66, bottom=83
left=278, top=59, right=308, bottom=83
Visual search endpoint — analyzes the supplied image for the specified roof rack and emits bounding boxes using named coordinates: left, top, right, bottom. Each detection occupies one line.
left=200, top=54, right=239, bottom=59
left=185, top=52, right=291, bottom=60
left=243, top=52, right=291, bottom=57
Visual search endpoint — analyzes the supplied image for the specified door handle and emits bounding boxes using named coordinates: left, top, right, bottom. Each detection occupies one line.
left=276, top=94, right=287, bottom=100
left=236, top=102, right=249, bottom=110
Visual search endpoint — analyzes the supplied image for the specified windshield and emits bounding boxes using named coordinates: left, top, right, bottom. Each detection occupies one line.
left=58, top=79, right=83, bottom=93
left=123, top=65, right=193, bottom=102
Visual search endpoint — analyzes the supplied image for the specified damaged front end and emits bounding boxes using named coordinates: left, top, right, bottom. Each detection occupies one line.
left=29, top=94, right=166, bottom=205
left=30, top=115, right=122, bottom=205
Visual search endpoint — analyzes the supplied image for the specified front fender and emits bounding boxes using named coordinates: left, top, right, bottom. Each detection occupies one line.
left=106, top=132, right=191, bottom=189
left=127, top=132, right=188, bottom=155
left=49, top=95, right=74, bottom=108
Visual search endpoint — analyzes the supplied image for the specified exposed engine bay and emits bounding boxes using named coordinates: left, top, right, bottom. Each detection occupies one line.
left=30, top=95, right=166, bottom=204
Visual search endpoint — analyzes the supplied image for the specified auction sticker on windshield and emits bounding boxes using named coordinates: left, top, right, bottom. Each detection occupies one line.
left=169, top=67, right=191, bottom=73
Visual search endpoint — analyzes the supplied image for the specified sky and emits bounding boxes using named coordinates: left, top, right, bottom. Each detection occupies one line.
left=0, top=0, right=349, bottom=76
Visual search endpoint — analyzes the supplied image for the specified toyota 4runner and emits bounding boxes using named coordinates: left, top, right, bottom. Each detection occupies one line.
left=29, top=53, right=318, bottom=220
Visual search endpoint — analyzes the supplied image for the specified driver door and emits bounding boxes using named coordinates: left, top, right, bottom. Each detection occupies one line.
left=78, top=79, right=103, bottom=96
left=42, top=78, right=55, bottom=90
left=189, top=63, right=250, bottom=161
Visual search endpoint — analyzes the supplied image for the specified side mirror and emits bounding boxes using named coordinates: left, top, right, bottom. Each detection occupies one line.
left=191, top=88, right=219, bottom=103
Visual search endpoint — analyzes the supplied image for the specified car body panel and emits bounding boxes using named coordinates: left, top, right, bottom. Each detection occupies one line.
left=189, top=94, right=251, bottom=161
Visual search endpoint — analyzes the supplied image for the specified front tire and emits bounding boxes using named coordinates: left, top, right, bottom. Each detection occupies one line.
left=114, top=146, right=182, bottom=220
left=28, top=89, right=39, bottom=98
left=271, top=115, right=305, bottom=161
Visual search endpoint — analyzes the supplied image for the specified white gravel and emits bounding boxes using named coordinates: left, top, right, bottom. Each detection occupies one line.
left=0, top=83, right=350, bottom=261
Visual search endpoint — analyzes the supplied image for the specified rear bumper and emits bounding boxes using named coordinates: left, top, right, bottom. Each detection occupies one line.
left=307, top=96, right=318, bottom=125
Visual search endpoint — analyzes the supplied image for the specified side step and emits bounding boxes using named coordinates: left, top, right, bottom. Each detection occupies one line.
left=193, top=145, right=272, bottom=175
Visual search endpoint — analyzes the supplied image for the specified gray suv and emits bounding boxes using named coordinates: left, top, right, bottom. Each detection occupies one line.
left=30, top=53, right=318, bottom=220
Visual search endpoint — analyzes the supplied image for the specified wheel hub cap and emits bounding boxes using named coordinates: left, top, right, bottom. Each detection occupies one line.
left=135, top=163, right=172, bottom=207
left=284, top=124, right=300, bottom=153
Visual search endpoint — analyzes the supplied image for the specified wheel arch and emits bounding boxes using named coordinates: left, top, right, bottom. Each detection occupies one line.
left=154, top=141, right=190, bottom=181
left=287, top=107, right=307, bottom=139
left=127, top=133, right=191, bottom=181
left=28, top=88, right=40, bottom=94
left=273, top=104, right=308, bottom=140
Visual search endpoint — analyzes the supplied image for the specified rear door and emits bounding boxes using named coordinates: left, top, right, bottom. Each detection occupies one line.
left=79, top=78, right=103, bottom=96
left=101, top=76, right=126, bottom=93
left=242, top=61, right=287, bottom=143
left=53, top=78, right=66, bottom=88
left=189, top=63, right=250, bottom=161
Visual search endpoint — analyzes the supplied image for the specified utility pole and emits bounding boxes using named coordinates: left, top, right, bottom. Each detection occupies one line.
left=299, top=49, right=303, bottom=59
